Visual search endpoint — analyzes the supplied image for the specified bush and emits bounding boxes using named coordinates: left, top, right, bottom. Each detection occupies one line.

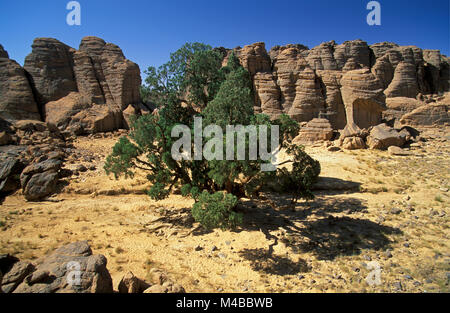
left=105, top=43, right=320, bottom=230
left=192, top=191, right=242, bottom=230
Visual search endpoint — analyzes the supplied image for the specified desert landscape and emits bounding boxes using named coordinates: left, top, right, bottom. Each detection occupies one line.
left=0, top=35, right=449, bottom=294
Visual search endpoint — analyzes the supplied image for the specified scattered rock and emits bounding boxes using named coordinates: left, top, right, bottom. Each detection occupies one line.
left=13, top=241, right=113, bottom=293
left=118, top=271, right=150, bottom=293
left=388, top=146, right=412, bottom=156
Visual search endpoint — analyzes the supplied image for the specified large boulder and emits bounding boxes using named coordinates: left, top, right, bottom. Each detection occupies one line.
left=20, top=156, right=63, bottom=201
left=13, top=241, right=113, bottom=293
left=366, top=123, right=406, bottom=150
left=0, top=157, right=25, bottom=194
left=400, top=103, right=449, bottom=126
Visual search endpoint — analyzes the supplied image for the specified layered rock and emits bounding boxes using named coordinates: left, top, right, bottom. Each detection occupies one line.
left=400, top=103, right=449, bottom=126
left=23, top=38, right=77, bottom=105
left=1, top=37, right=142, bottom=134
left=224, top=39, right=448, bottom=132
left=340, top=68, right=386, bottom=130
left=384, top=62, right=419, bottom=98
left=293, top=118, right=333, bottom=144
left=0, top=47, right=41, bottom=121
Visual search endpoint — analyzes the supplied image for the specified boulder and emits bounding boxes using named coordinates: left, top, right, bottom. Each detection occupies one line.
left=388, top=146, right=412, bottom=156
left=22, top=171, right=59, bottom=201
left=400, top=103, right=449, bottom=126
left=366, top=123, right=406, bottom=150
left=13, top=241, right=113, bottom=293
left=118, top=271, right=150, bottom=293
left=341, top=136, right=366, bottom=150
left=1, top=261, right=34, bottom=293
left=0, top=157, right=25, bottom=194
left=20, top=158, right=63, bottom=201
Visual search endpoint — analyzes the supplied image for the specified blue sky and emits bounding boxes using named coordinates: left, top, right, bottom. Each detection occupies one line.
left=0, top=0, right=449, bottom=75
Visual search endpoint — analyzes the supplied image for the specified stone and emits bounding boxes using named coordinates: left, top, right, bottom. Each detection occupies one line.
left=388, top=146, right=412, bottom=156
left=366, top=124, right=406, bottom=150
left=400, top=103, right=449, bottom=126
left=293, top=118, right=333, bottom=144
left=341, top=136, right=366, bottom=150
left=13, top=241, right=113, bottom=293
left=0, top=50, right=41, bottom=122
left=1, top=261, right=35, bottom=293
left=118, top=271, right=150, bottom=294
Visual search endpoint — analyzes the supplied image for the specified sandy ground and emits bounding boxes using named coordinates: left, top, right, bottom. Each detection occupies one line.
left=1, top=127, right=449, bottom=293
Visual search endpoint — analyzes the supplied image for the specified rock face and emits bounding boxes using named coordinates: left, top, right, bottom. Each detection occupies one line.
left=400, top=103, right=449, bottom=126
left=1, top=37, right=142, bottom=134
left=0, top=46, right=41, bottom=121
left=221, top=39, right=449, bottom=132
left=13, top=241, right=113, bottom=293
left=293, top=118, right=333, bottom=144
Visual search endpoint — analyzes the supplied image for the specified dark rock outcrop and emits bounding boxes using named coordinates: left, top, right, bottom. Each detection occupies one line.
left=0, top=46, right=41, bottom=121
left=12, top=241, right=113, bottom=293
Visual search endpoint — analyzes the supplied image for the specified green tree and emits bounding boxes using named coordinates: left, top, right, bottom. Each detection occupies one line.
left=105, top=43, right=320, bottom=230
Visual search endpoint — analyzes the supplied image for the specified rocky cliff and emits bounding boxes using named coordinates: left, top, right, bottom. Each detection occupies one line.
left=1, top=37, right=143, bottom=134
left=1, top=38, right=449, bottom=136
left=222, top=40, right=449, bottom=131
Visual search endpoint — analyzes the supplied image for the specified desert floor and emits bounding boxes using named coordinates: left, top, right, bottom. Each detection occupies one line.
left=1, top=127, right=449, bottom=293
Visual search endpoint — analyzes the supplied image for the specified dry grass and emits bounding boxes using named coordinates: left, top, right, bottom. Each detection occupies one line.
left=1, top=127, right=449, bottom=293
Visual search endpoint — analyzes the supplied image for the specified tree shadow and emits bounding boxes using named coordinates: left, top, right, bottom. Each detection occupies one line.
left=236, top=194, right=402, bottom=265
left=238, top=248, right=310, bottom=275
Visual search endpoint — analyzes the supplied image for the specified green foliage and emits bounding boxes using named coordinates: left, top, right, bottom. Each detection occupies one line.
left=105, top=42, right=321, bottom=230
left=192, top=191, right=242, bottom=230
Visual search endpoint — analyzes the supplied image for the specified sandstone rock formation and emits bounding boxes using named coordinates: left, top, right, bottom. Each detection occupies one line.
left=293, top=118, right=333, bottom=144
left=220, top=39, right=449, bottom=134
left=400, top=103, right=449, bottom=126
left=0, top=37, right=143, bottom=135
left=0, top=47, right=41, bottom=121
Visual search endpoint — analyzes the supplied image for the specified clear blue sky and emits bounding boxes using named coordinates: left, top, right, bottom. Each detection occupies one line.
left=1, top=0, right=449, bottom=75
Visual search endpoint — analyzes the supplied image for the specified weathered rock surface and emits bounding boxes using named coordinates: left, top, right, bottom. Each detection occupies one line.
left=366, top=123, right=406, bottom=150
left=118, top=271, right=150, bottom=293
left=400, top=103, right=449, bottom=126
left=293, top=118, right=333, bottom=144
left=0, top=47, right=41, bottom=121
left=1, top=37, right=142, bottom=134
left=13, top=241, right=113, bottom=293
left=220, top=39, right=448, bottom=131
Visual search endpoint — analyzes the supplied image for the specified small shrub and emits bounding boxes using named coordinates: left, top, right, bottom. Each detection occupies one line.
left=192, top=191, right=242, bottom=230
